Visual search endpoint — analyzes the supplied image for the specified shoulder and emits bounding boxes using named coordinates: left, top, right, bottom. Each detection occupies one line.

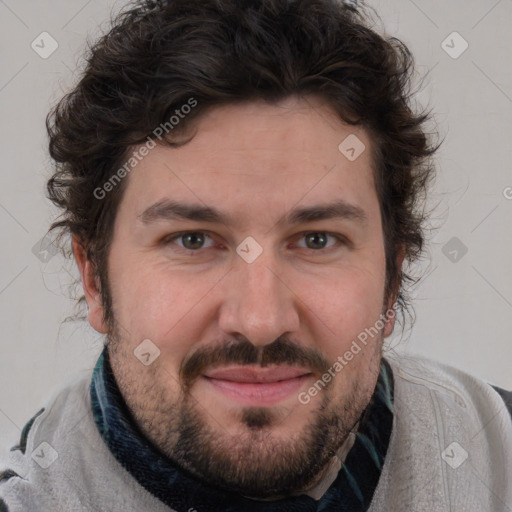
left=383, top=351, right=512, bottom=422
left=0, top=369, right=170, bottom=512
left=0, top=373, right=94, bottom=511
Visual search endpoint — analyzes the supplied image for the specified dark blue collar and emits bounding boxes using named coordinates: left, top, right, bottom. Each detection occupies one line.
left=90, top=347, right=394, bottom=512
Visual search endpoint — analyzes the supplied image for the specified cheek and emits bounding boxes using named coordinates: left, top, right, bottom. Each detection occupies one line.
left=302, top=263, right=386, bottom=358
left=107, top=255, right=221, bottom=346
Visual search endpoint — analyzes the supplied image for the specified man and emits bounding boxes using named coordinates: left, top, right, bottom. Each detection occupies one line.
left=1, top=0, right=511, bottom=510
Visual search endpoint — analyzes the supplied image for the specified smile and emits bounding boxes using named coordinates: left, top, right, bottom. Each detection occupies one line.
left=201, top=366, right=313, bottom=406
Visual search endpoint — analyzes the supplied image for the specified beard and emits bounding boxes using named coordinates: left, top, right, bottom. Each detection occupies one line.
left=166, top=380, right=369, bottom=499
left=106, top=321, right=383, bottom=499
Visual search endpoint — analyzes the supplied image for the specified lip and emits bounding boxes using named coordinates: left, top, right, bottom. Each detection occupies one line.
left=203, top=366, right=311, bottom=383
left=201, top=366, right=313, bottom=406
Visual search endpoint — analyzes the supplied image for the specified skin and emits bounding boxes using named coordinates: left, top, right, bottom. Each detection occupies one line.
left=74, top=95, right=402, bottom=499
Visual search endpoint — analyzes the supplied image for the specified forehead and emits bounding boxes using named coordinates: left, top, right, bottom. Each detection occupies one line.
left=117, top=97, right=379, bottom=228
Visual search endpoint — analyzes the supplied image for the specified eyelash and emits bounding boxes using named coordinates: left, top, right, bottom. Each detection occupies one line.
left=162, top=231, right=348, bottom=255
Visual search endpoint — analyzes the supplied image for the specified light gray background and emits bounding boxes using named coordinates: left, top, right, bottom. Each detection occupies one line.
left=0, top=0, right=511, bottom=457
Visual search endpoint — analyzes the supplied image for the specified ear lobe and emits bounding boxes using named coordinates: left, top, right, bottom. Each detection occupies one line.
left=383, top=307, right=395, bottom=338
left=396, top=245, right=406, bottom=270
left=72, top=235, right=108, bottom=334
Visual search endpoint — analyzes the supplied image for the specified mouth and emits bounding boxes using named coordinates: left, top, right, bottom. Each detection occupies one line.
left=201, top=366, right=313, bottom=406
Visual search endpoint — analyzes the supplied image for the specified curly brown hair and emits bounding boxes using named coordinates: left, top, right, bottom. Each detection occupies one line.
left=46, top=0, right=439, bottom=332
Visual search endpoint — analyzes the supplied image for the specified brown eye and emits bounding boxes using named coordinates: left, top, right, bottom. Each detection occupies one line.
left=296, top=232, right=340, bottom=251
left=166, top=231, right=216, bottom=252
left=181, top=232, right=206, bottom=250
left=305, top=232, right=328, bottom=249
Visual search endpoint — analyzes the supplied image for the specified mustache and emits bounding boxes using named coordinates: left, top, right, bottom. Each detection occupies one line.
left=179, top=336, right=330, bottom=390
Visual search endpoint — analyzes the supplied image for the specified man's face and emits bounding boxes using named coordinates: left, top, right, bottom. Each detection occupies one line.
left=82, top=96, right=396, bottom=498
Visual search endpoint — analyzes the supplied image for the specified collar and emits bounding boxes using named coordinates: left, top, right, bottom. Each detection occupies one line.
left=91, top=347, right=394, bottom=512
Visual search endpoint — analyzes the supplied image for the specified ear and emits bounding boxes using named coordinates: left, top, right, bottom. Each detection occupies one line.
left=72, top=235, right=108, bottom=334
left=383, top=245, right=405, bottom=338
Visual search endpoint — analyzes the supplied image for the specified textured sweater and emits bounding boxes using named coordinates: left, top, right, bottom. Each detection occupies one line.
left=0, top=349, right=511, bottom=511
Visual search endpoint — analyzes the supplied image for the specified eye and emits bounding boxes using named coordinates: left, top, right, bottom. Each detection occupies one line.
left=165, top=231, right=216, bottom=252
left=163, top=230, right=346, bottom=254
left=295, top=232, right=343, bottom=251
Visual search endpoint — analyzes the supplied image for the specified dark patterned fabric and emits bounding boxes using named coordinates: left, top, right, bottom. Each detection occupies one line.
left=9, top=408, right=44, bottom=455
left=90, top=347, right=394, bottom=512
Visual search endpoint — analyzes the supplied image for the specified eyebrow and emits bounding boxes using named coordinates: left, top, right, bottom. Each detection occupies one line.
left=138, top=199, right=368, bottom=228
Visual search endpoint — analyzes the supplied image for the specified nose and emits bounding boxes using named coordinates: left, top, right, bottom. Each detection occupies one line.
left=217, top=251, right=300, bottom=348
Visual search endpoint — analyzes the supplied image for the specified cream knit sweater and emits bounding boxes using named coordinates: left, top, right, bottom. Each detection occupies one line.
left=1, top=351, right=511, bottom=511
